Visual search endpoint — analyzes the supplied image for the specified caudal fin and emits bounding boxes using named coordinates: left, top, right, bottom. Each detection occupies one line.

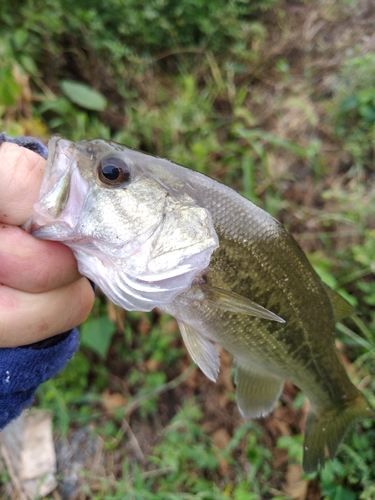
left=303, top=391, right=374, bottom=473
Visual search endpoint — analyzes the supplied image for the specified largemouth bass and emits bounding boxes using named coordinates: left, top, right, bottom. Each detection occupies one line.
left=25, top=136, right=374, bottom=472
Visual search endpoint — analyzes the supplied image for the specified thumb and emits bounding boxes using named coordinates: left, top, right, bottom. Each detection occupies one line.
left=0, top=143, right=46, bottom=225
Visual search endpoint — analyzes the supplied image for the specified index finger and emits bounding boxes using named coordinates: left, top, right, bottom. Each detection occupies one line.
left=0, top=143, right=46, bottom=225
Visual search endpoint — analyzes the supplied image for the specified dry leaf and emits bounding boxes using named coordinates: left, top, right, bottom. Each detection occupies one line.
left=102, top=390, right=127, bottom=413
left=283, top=463, right=308, bottom=500
left=212, top=428, right=231, bottom=474
left=0, top=410, right=56, bottom=500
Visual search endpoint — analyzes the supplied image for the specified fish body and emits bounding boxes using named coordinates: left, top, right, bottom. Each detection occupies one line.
left=26, top=136, right=374, bottom=472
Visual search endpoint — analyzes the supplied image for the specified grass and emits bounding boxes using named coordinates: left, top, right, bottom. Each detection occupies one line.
left=1, top=0, right=375, bottom=498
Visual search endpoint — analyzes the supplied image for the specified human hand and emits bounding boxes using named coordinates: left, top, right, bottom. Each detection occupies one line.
left=0, top=142, right=95, bottom=347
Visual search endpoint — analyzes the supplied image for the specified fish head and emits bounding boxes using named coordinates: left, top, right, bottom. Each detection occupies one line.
left=26, top=136, right=219, bottom=310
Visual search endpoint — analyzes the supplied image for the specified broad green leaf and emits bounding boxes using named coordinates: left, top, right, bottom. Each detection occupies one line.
left=81, top=316, right=116, bottom=358
left=0, top=66, right=21, bottom=106
left=19, top=55, right=38, bottom=77
left=359, top=103, right=375, bottom=123
left=339, top=94, right=359, bottom=112
left=60, top=79, right=107, bottom=111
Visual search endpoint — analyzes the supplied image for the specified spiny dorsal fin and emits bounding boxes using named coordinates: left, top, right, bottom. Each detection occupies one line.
left=201, top=284, right=285, bottom=323
left=177, top=320, right=220, bottom=382
left=234, top=360, right=284, bottom=418
left=324, top=284, right=355, bottom=322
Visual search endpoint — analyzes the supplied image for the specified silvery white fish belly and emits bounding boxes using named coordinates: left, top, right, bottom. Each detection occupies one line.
left=25, top=135, right=374, bottom=473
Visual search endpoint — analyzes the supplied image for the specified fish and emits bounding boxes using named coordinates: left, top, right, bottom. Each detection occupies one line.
left=24, top=135, right=374, bottom=473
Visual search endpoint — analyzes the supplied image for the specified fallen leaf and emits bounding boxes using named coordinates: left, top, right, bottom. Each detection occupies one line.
left=1, top=410, right=57, bottom=500
left=102, top=390, right=127, bottom=413
left=283, top=463, right=308, bottom=500
left=212, top=428, right=231, bottom=474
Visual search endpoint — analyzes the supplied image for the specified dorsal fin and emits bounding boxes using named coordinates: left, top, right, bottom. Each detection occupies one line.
left=324, top=284, right=355, bottom=322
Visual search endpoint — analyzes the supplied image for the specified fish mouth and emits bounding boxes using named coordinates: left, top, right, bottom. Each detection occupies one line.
left=44, top=136, right=75, bottom=216
left=24, top=136, right=89, bottom=237
left=46, top=136, right=73, bottom=174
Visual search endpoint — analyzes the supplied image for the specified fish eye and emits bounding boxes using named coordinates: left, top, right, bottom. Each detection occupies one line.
left=98, top=156, right=131, bottom=186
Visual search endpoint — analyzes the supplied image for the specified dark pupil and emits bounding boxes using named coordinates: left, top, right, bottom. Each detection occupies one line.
left=102, top=165, right=120, bottom=181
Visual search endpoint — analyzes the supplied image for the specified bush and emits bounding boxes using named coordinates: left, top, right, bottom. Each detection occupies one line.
left=333, top=53, right=375, bottom=169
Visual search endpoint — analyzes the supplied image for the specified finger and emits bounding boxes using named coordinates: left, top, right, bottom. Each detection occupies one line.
left=0, top=225, right=81, bottom=292
left=0, top=277, right=95, bottom=347
left=0, top=143, right=46, bottom=225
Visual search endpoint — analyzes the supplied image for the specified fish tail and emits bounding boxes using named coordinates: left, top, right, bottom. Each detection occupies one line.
left=303, top=390, right=374, bottom=473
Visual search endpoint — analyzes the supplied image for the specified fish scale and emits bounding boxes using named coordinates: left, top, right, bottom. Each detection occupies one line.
left=25, top=135, right=374, bottom=473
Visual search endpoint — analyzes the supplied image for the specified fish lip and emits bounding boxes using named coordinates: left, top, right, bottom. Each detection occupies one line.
left=24, top=136, right=89, bottom=237
left=44, top=135, right=75, bottom=186
left=23, top=136, right=72, bottom=233
left=46, top=135, right=64, bottom=173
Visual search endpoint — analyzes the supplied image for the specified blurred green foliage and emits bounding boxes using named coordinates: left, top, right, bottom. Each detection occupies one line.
left=333, top=53, right=375, bottom=170
left=1, top=0, right=375, bottom=498
left=0, top=0, right=278, bottom=66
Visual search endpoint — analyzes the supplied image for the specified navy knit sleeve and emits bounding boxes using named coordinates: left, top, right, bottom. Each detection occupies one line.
left=0, top=133, right=81, bottom=429
left=0, top=133, right=48, bottom=159
left=0, top=330, right=80, bottom=429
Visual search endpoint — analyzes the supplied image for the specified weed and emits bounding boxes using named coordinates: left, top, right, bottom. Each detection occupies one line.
left=331, top=53, right=375, bottom=170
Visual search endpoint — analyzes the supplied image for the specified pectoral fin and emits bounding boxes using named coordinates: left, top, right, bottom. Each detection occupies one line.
left=234, top=361, right=284, bottom=418
left=177, top=320, right=220, bottom=382
left=201, top=284, right=285, bottom=323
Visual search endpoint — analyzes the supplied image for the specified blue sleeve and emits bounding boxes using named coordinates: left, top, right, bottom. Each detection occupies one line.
left=0, top=132, right=48, bottom=159
left=0, top=133, right=81, bottom=429
left=0, top=330, right=80, bottom=429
